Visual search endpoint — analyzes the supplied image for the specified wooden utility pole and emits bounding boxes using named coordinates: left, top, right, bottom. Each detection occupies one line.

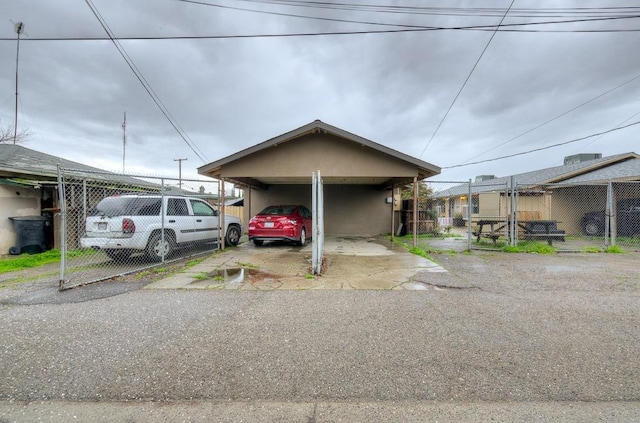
left=122, top=112, right=126, bottom=173
left=174, top=158, right=187, bottom=189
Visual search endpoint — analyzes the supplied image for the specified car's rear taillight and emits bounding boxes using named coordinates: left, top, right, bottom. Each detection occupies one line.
left=286, top=219, right=297, bottom=225
left=122, top=218, right=135, bottom=234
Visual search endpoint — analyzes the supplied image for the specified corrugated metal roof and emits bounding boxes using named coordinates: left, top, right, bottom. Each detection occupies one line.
left=0, top=144, right=157, bottom=188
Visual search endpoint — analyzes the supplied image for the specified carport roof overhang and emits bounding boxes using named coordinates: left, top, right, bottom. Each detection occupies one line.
left=198, top=120, right=440, bottom=190
left=200, top=173, right=434, bottom=191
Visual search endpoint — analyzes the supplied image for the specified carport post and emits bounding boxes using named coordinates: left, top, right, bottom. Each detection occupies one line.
left=467, top=179, right=472, bottom=251
left=220, top=178, right=226, bottom=250
left=391, top=184, right=395, bottom=241
left=56, top=164, right=67, bottom=290
left=413, top=177, right=418, bottom=248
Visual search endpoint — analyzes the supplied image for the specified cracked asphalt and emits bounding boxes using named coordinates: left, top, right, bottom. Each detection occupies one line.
left=0, top=239, right=639, bottom=422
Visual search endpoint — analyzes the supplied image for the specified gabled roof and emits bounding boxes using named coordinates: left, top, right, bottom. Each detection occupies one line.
left=0, top=144, right=156, bottom=188
left=198, top=120, right=441, bottom=185
left=434, top=152, right=640, bottom=197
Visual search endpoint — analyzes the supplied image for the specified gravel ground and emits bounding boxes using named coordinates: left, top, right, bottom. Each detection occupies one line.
left=0, top=250, right=639, bottom=421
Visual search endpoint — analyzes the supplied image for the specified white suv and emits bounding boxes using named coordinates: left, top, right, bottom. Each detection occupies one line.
left=80, top=194, right=242, bottom=261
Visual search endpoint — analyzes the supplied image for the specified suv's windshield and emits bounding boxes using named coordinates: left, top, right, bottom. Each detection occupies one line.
left=91, top=197, right=162, bottom=217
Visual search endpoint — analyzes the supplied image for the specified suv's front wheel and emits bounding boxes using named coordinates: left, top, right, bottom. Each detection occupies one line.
left=146, top=232, right=175, bottom=261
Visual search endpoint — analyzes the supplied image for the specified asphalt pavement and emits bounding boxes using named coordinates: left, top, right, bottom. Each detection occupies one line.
left=1, top=244, right=639, bottom=422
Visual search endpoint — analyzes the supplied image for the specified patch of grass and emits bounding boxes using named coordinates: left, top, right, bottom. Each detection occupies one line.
left=305, top=273, right=315, bottom=280
left=185, top=258, right=205, bottom=268
left=606, top=245, right=625, bottom=254
left=134, top=269, right=154, bottom=280
left=474, top=239, right=507, bottom=248
left=236, top=261, right=259, bottom=269
left=389, top=236, right=456, bottom=259
left=501, top=242, right=556, bottom=254
left=0, top=248, right=98, bottom=274
left=408, top=246, right=434, bottom=261
left=502, top=245, right=521, bottom=253
left=193, top=272, right=210, bottom=281
left=582, top=246, right=603, bottom=253
left=0, top=250, right=62, bottom=273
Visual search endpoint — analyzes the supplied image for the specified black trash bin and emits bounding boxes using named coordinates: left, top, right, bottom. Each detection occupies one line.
left=8, top=216, right=51, bottom=255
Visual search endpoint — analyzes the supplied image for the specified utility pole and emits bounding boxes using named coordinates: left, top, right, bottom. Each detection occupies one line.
left=122, top=112, right=126, bottom=173
left=13, top=21, right=24, bottom=145
left=174, top=158, right=187, bottom=189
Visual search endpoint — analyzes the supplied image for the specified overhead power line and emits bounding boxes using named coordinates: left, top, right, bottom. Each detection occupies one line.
left=443, top=120, right=640, bottom=169
left=459, top=72, right=640, bottom=165
left=2, top=11, right=640, bottom=42
left=419, top=0, right=516, bottom=159
left=84, top=0, right=208, bottom=164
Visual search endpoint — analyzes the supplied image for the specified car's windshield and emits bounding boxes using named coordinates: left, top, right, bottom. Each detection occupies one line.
left=91, top=197, right=162, bottom=217
left=259, top=206, right=295, bottom=216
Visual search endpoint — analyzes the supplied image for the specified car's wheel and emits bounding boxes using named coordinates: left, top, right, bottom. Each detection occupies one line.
left=146, top=232, right=174, bottom=261
left=253, top=239, right=264, bottom=246
left=104, top=249, right=132, bottom=261
left=298, top=228, right=306, bottom=246
left=225, top=225, right=241, bottom=246
left=583, top=220, right=601, bottom=236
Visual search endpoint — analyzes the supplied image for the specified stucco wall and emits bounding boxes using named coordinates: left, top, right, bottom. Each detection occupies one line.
left=0, top=185, right=41, bottom=255
left=247, top=184, right=392, bottom=236
left=223, top=134, right=417, bottom=179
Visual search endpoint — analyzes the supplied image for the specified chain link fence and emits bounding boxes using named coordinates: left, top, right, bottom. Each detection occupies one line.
left=57, top=167, right=242, bottom=290
left=514, top=181, right=640, bottom=252
left=406, top=180, right=640, bottom=253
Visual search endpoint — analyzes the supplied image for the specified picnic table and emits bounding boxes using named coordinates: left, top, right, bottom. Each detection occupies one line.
left=474, top=219, right=565, bottom=246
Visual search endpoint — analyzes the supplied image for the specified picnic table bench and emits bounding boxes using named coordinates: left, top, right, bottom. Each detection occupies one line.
left=474, top=219, right=566, bottom=246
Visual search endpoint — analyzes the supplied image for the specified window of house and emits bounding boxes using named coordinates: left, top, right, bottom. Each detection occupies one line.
left=471, top=195, right=480, bottom=214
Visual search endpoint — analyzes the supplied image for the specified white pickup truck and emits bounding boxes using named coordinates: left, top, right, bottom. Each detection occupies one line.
left=80, top=194, right=242, bottom=261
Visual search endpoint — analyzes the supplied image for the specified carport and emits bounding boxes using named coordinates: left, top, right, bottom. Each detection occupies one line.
left=198, top=120, right=440, bottom=247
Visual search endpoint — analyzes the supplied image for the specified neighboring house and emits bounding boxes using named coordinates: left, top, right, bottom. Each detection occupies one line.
left=197, top=120, right=441, bottom=236
left=0, top=144, right=158, bottom=255
left=433, top=152, right=640, bottom=234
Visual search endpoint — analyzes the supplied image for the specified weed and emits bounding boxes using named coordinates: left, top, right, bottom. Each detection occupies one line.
left=474, top=239, right=507, bottom=248
left=388, top=236, right=454, bottom=260
left=501, top=242, right=556, bottom=254
left=305, top=273, right=315, bottom=280
left=134, top=270, right=153, bottom=280
left=193, top=272, right=210, bottom=281
left=185, top=258, right=205, bottom=268
left=236, top=261, right=259, bottom=269
left=583, top=246, right=602, bottom=253
left=606, top=245, right=625, bottom=254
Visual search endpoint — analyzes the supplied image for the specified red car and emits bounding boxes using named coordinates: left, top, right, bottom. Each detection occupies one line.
left=248, top=205, right=312, bottom=246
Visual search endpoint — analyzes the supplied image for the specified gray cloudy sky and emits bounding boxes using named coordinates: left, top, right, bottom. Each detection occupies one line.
left=1, top=0, right=640, bottom=191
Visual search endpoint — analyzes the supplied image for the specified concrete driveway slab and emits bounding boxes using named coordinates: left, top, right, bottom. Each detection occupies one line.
left=147, top=236, right=445, bottom=290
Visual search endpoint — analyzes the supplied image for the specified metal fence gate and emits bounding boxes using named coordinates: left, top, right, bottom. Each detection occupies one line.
left=311, top=170, right=324, bottom=275
left=56, top=166, right=227, bottom=290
